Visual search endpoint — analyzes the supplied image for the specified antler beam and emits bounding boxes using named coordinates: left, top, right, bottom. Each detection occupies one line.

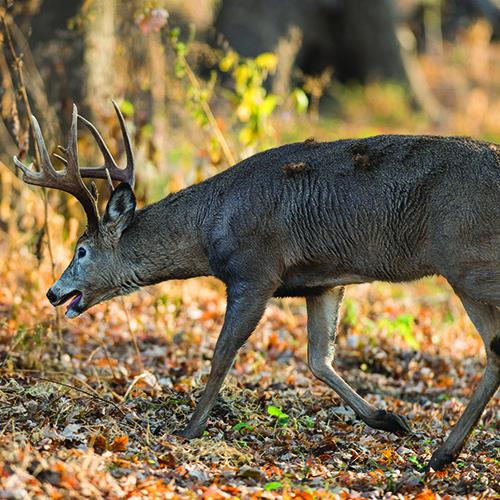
left=13, top=104, right=100, bottom=231
left=13, top=101, right=136, bottom=231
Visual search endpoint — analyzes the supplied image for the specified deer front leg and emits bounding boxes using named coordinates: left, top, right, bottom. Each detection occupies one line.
left=178, top=282, right=271, bottom=439
left=307, top=287, right=412, bottom=434
left=427, top=294, right=500, bottom=471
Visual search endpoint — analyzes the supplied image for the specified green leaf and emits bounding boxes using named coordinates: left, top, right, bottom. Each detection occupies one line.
left=264, top=481, right=282, bottom=491
left=260, top=95, right=278, bottom=117
left=267, top=405, right=287, bottom=419
left=175, top=41, right=186, bottom=57
left=238, top=126, right=255, bottom=146
left=292, top=88, right=309, bottom=113
left=174, top=60, right=186, bottom=78
left=408, top=455, right=423, bottom=469
left=255, top=52, right=278, bottom=72
left=378, top=314, right=420, bottom=350
left=233, top=422, right=254, bottom=432
left=219, top=51, right=238, bottom=72
left=169, top=27, right=180, bottom=44
left=120, top=99, right=134, bottom=117
left=300, top=415, right=315, bottom=429
left=267, top=405, right=289, bottom=425
left=13, top=326, right=28, bottom=343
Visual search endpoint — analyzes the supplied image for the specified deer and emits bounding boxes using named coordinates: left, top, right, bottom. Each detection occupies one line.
left=11, top=102, right=499, bottom=472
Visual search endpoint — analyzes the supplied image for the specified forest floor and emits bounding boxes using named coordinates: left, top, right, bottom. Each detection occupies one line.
left=0, top=259, right=498, bottom=498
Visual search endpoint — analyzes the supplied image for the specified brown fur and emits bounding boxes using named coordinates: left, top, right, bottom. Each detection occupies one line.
left=282, top=162, right=309, bottom=177
left=353, top=153, right=371, bottom=169
left=304, top=137, right=320, bottom=148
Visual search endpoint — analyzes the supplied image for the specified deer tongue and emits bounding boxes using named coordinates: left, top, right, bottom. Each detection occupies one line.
left=65, top=292, right=82, bottom=317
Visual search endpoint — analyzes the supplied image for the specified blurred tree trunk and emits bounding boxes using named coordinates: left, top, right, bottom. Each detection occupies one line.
left=83, top=0, right=116, bottom=117
left=13, top=0, right=83, bottom=119
left=215, top=0, right=407, bottom=83
left=331, top=0, right=406, bottom=81
left=148, top=33, right=170, bottom=172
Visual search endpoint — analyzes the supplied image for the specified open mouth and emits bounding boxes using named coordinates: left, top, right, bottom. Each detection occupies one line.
left=56, top=290, right=83, bottom=317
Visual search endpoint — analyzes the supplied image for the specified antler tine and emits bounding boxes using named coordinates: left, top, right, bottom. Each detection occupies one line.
left=112, top=100, right=135, bottom=188
left=77, top=113, right=118, bottom=171
left=13, top=114, right=59, bottom=184
left=65, top=104, right=100, bottom=230
left=53, top=153, right=68, bottom=166
left=13, top=104, right=100, bottom=231
left=77, top=101, right=135, bottom=187
left=13, top=155, right=36, bottom=180
left=31, top=114, right=58, bottom=177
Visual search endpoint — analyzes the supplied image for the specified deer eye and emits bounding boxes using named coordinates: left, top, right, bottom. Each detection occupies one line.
left=77, top=247, right=87, bottom=259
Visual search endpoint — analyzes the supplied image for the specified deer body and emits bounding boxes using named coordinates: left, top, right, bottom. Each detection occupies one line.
left=130, top=135, right=498, bottom=299
left=13, top=105, right=499, bottom=472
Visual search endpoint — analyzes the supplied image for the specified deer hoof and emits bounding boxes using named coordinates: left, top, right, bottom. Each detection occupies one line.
left=368, top=409, right=412, bottom=434
left=174, top=426, right=203, bottom=439
left=425, top=450, right=455, bottom=472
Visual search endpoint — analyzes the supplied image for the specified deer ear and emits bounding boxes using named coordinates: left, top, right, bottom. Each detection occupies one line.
left=103, top=183, right=136, bottom=240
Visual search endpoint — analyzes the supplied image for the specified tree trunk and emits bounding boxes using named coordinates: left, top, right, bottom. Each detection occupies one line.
left=83, top=0, right=116, bottom=118
left=330, top=0, right=407, bottom=82
left=215, top=0, right=407, bottom=83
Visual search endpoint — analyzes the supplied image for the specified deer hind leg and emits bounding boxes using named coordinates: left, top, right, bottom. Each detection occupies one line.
left=306, top=287, right=412, bottom=434
left=427, top=292, right=500, bottom=471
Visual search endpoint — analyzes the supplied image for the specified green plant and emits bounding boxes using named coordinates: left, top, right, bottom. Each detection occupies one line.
left=220, top=51, right=279, bottom=147
left=169, top=27, right=236, bottom=166
left=408, top=455, right=424, bottom=470
left=168, top=26, right=308, bottom=160
left=233, top=421, right=254, bottom=432
left=220, top=50, right=308, bottom=148
left=299, top=415, right=315, bottom=429
left=264, top=481, right=283, bottom=491
left=267, top=405, right=289, bottom=426
left=378, top=313, right=420, bottom=350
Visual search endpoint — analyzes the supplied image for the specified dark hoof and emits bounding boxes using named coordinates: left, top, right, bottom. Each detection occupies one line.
left=367, top=409, right=412, bottom=434
left=174, top=427, right=203, bottom=439
left=425, top=450, right=455, bottom=472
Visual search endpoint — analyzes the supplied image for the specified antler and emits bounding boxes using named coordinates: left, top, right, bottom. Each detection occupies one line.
left=13, top=104, right=100, bottom=231
left=77, top=100, right=135, bottom=188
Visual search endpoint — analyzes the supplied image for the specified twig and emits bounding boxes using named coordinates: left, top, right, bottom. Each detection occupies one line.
left=86, top=343, right=120, bottom=381
left=180, top=54, right=236, bottom=166
left=0, top=6, right=39, bottom=165
left=3, top=371, right=156, bottom=445
left=33, top=375, right=127, bottom=417
left=1, top=367, right=122, bottom=404
left=42, top=190, right=63, bottom=350
left=120, top=297, right=144, bottom=373
left=123, top=371, right=148, bottom=401
left=0, top=325, right=28, bottom=368
left=1, top=4, right=62, bottom=345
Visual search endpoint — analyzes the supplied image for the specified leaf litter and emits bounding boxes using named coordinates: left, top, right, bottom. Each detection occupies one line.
left=0, top=266, right=498, bottom=498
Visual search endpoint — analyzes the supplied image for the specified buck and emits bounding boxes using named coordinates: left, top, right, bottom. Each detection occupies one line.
left=13, top=103, right=499, bottom=471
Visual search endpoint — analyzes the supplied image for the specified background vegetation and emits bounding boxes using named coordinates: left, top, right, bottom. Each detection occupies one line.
left=0, top=0, right=499, bottom=497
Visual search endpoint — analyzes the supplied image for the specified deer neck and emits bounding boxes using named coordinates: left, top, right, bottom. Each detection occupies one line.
left=120, top=185, right=213, bottom=286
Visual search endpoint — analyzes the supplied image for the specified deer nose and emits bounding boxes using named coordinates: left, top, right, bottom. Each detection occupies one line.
left=46, top=288, right=58, bottom=305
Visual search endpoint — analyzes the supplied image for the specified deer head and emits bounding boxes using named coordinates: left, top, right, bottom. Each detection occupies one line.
left=14, top=102, right=138, bottom=317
